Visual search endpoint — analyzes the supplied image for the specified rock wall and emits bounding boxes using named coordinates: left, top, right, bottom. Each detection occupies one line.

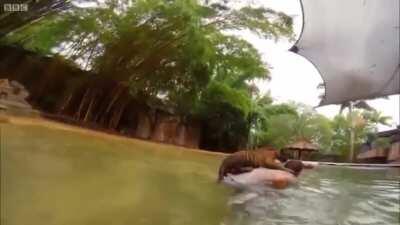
left=151, top=114, right=179, bottom=143
left=175, top=123, right=201, bottom=148
left=135, top=111, right=152, bottom=139
left=0, top=79, right=32, bottom=109
left=149, top=112, right=201, bottom=148
left=387, top=142, right=400, bottom=163
left=357, top=148, right=388, bottom=160
left=0, top=78, right=40, bottom=117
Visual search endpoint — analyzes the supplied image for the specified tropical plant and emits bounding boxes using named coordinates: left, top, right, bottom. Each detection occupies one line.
left=2, top=0, right=294, bottom=151
left=330, top=109, right=392, bottom=160
left=248, top=102, right=299, bottom=149
left=361, top=110, right=392, bottom=130
left=258, top=105, right=333, bottom=151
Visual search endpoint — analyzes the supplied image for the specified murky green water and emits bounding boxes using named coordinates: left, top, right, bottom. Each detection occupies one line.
left=1, top=123, right=229, bottom=225
left=1, top=122, right=399, bottom=225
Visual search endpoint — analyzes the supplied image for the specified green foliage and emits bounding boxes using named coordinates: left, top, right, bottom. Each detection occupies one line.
left=196, top=81, right=252, bottom=150
left=255, top=105, right=333, bottom=151
left=212, top=35, right=269, bottom=87
left=1, top=15, right=74, bottom=54
left=1, top=0, right=296, bottom=150
left=257, top=113, right=298, bottom=149
left=252, top=101, right=393, bottom=158
left=362, top=110, right=392, bottom=129
left=4, top=0, right=290, bottom=113
left=329, top=109, right=391, bottom=157
left=246, top=101, right=297, bottom=149
left=199, top=81, right=252, bottom=117
left=307, top=114, right=333, bottom=152
left=330, top=114, right=350, bottom=155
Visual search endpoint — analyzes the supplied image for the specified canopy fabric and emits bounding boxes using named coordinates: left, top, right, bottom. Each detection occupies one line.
left=283, top=140, right=319, bottom=151
left=293, top=0, right=400, bottom=105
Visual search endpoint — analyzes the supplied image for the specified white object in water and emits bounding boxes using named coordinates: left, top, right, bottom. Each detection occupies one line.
left=302, top=161, right=319, bottom=169
left=222, top=168, right=298, bottom=190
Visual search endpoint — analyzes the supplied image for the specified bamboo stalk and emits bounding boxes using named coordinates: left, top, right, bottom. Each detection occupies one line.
left=75, top=89, right=90, bottom=120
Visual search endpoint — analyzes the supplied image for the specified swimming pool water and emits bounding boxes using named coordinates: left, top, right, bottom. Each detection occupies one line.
left=1, top=123, right=399, bottom=225
left=224, top=166, right=400, bottom=225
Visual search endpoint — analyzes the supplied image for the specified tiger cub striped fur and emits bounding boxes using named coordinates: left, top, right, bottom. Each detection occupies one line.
left=217, top=149, right=292, bottom=181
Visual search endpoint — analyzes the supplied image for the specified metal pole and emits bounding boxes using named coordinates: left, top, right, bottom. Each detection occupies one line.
left=349, top=101, right=355, bottom=162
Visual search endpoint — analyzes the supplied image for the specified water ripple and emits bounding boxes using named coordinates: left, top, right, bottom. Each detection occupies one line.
left=224, top=167, right=400, bottom=225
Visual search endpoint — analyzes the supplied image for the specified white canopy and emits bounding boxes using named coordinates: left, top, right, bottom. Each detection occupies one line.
left=292, top=0, right=399, bottom=105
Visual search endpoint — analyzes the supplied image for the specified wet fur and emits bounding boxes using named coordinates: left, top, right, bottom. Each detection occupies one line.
left=218, top=149, right=291, bottom=181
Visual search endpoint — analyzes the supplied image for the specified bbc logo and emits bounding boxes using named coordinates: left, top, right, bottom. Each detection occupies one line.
left=3, top=3, right=28, bottom=12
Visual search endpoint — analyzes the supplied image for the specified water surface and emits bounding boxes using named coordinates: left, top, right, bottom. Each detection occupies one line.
left=1, top=123, right=229, bottom=225
left=224, top=166, right=400, bottom=225
left=1, top=122, right=399, bottom=225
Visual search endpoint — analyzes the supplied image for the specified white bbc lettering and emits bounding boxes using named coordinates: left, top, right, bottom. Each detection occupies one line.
left=3, top=3, right=12, bottom=12
left=3, top=3, right=28, bottom=12
left=11, top=4, right=20, bottom=11
left=20, top=4, right=28, bottom=11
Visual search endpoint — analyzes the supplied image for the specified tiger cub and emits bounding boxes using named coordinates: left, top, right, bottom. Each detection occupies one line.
left=217, top=149, right=293, bottom=182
